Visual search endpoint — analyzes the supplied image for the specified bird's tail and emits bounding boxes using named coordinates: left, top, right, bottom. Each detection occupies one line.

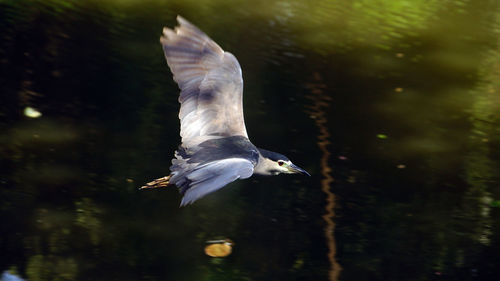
left=139, top=175, right=172, bottom=189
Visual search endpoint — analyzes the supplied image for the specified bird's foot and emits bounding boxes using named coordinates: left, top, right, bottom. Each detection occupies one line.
left=140, top=175, right=171, bottom=189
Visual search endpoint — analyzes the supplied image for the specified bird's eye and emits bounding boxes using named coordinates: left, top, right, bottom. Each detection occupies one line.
left=278, top=161, right=284, bottom=166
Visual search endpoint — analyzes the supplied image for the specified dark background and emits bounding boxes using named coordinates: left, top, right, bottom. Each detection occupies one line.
left=1, top=0, right=500, bottom=280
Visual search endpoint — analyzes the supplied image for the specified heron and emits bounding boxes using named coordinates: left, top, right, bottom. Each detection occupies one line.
left=141, top=16, right=310, bottom=206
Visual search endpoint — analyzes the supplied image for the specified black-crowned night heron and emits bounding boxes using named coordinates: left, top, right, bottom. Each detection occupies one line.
left=141, top=16, right=310, bottom=206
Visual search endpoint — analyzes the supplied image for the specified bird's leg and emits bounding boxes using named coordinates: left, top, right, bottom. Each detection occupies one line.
left=140, top=175, right=172, bottom=189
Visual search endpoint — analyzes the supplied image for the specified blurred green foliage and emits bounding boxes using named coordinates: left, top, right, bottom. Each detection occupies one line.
left=0, top=0, right=499, bottom=281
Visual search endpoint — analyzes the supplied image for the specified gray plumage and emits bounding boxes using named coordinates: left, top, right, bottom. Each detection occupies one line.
left=160, top=16, right=247, bottom=147
left=169, top=136, right=259, bottom=206
left=141, top=16, right=309, bottom=206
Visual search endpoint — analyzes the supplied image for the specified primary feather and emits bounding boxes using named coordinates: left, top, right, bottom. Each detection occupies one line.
left=158, top=16, right=255, bottom=206
left=160, top=16, right=248, bottom=147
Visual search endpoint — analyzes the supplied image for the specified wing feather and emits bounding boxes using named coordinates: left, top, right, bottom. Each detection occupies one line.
left=180, top=158, right=254, bottom=206
left=160, top=16, right=248, bottom=147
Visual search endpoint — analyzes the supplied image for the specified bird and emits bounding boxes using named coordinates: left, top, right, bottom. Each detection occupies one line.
left=140, top=16, right=310, bottom=206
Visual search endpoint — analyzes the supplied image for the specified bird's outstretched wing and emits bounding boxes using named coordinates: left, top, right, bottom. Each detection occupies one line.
left=160, top=16, right=248, bottom=147
left=178, top=158, right=254, bottom=206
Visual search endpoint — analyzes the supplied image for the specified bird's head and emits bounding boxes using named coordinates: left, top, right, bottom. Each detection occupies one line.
left=254, top=148, right=310, bottom=176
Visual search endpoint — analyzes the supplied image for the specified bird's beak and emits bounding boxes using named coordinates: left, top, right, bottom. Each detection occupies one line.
left=289, top=163, right=311, bottom=176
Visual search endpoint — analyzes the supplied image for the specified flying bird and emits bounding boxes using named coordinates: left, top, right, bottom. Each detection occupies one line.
left=141, top=16, right=310, bottom=206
